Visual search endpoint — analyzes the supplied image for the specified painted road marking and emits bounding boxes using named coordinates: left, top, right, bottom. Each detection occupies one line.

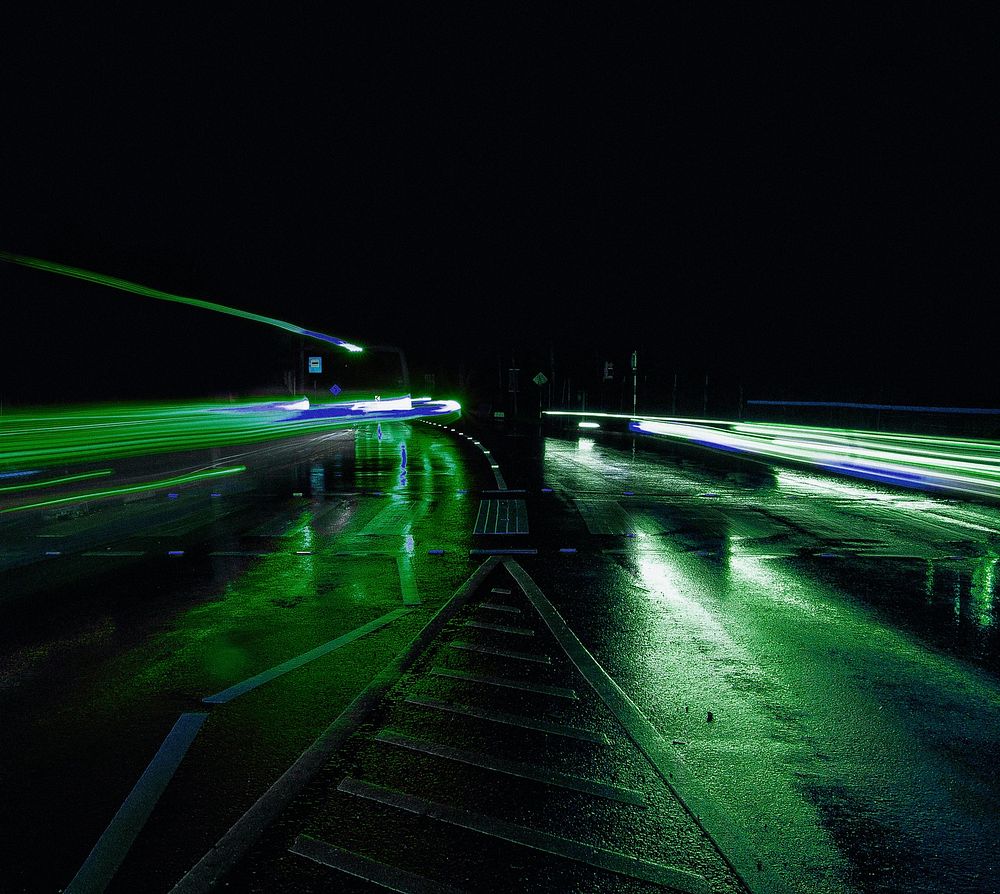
left=490, top=587, right=512, bottom=595
left=247, top=506, right=312, bottom=537
left=574, top=499, right=634, bottom=535
left=505, top=559, right=772, bottom=894
left=209, top=550, right=272, bottom=556
left=81, top=550, right=146, bottom=557
left=479, top=602, right=521, bottom=614
left=172, top=558, right=501, bottom=894
left=65, top=712, right=208, bottom=894
left=337, top=778, right=707, bottom=893
left=362, top=500, right=429, bottom=536
left=473, top=499, right=529, bottom=535
left=404, top=695, right=607, bottom=744
left=463, top=619, right=533, bottom=636
left=290, top=835, right=466, bottom=894
left=429, top=667, right=577, bottom=700
left=376, top=730, right=645, bottom=805
left=203, top=609, right=409, bottom=704
left=448, top=641, right=551, bottom=664
left=396, top=555, right=421, bottom=605
left=469, top=548, right=537, bottom=556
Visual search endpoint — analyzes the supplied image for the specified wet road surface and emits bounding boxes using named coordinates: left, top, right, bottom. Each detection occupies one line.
left=1, top=422, right=998, bottom=892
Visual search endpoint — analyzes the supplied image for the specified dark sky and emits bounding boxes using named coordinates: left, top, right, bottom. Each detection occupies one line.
left=2, top=7, right=996, bottom=405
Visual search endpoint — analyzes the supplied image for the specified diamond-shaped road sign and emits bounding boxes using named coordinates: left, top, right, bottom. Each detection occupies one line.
left=329, top=384, right=342, bottom=395
left=532, top=372, right=548, bottom=386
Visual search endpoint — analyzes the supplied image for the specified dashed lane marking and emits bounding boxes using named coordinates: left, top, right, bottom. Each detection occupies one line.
left=289, top=835, right=466, bottom=894
left=469, top=548, right=537, bottom=556
left=209, top=550, right=272, bottom=556
left=375, top=729, right=646, bottom=806
left=429, top=667, right=577, bottom=700
left=81, top=550, right=146, bottom=557
left=403, top=695, right=607, bottom=745
left=337, top=778, right=708, bottom=893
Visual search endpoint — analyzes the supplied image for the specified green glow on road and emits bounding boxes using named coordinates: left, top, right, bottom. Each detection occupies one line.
left=0, top=251, right=363, bottom=352
left=0, top=468, right=112, bottom=493
left=0, top=465, right=245, bottom=514
left=971, top=553, right=997, bottom=629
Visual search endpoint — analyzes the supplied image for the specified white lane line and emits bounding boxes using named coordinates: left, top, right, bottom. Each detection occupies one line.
left=203, top=609, right=409, bottom=704
left=396, top=555, right=421, bottom=605
left=65, top=712, right=208, bottom=894
left=404, top=695, right=606, bottom=744
left=376, top=730, right=645, bottom=805
left=290, top=835, right=466, bottom=894
left=504, top=559, right=774, bottom=894
left=337, top=778, right=707, bottom=892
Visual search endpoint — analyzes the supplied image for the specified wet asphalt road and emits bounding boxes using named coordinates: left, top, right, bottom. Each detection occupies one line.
left=1, top=421, right=999, bottom=892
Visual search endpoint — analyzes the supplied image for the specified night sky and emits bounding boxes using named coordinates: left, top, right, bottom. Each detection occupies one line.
left=2, top=8, right=996, bottom=407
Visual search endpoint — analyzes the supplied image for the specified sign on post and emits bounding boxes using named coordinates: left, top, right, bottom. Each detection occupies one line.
left=532, top=372, right=548, bottom=386
left=308, top=356, right=322, bottom=374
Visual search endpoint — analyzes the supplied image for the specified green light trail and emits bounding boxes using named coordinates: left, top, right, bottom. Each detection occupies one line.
left=0, top=468, right=112, bottom=493
left=0, top=251, right=363, bottom=352
left=0, top=465, right=245, bottom=514
left=0, top=401, right=345, bottom=472
left=0, top=398, right=460, bottom=477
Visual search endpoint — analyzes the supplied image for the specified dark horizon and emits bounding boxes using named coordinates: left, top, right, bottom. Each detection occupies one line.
left=3, top=8, right=997, bottom=410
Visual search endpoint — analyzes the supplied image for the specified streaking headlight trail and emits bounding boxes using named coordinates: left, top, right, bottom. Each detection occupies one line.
left=543, top=410, right=1000, bottom=499
left=0, top=397, right=461, bottom=474
left=0, top=251, right=363, bottom=352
